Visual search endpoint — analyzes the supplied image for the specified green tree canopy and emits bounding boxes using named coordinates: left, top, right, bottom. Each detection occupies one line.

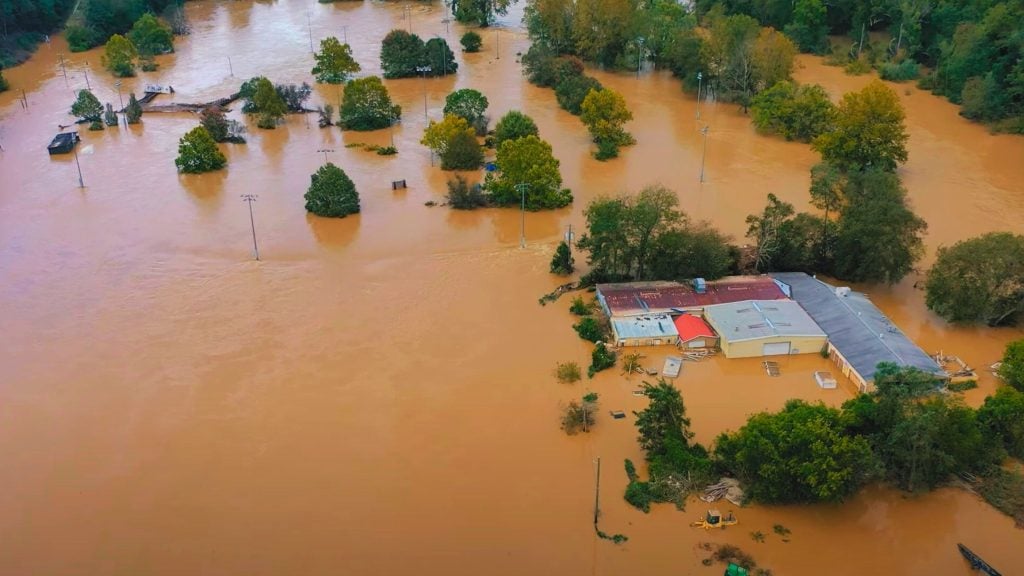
left=128, top=13, right=173, bottom=57
left=339, top=76, right=401, bottom=131
left=449, top=0, right=514, bottom=26
left=554, top=74, right=603, bottom=115
left=812, top=80, right=909, bottom=172
left=998, top=340, right=1024, bottom=391
left=312, top=36, right=361, bottom=84
left=421, top=114, right=475, bottom=157
left=304, top=162, right=360, bottom=218
left=493, top=110, right=539, bottom=146
left=581, top=87, right=634, bottom=159
left=380, top=29, right=426, bottom=78
left=977, top=387, right=1024, bottom=459
left=444, top=89, right=489, bottom=126
left=925, top=232, right=1024, bottom=326
left=550, top=241, right=574, bottom=275
left=783, top=0, right=828, bottom=53
left=125, top=92, right=143, bottom=124
left=441, top=130, right=484, bottom=170
left=485, top=135, right=572, bottom=210
left=751, top=81, right=835, bottom=142
left=714, top=400, right=879, bottom=503
left=460, top=30, right=482, bottom=52
left=102, top=34, right=137, bottom=77
left=424, top=37, right=458, bottom=76
left=250, top=77, right=287, bottom=129
left=174, top=126, right=226, bottom=173
left=71, top=89, right=104, bottom=121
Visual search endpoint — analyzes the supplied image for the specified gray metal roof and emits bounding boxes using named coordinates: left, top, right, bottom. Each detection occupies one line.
left=611, top=314, right=680, bottom=340
left=771, top=272, right=943, bottom=381
left=704, top=300, right=825, bottom=342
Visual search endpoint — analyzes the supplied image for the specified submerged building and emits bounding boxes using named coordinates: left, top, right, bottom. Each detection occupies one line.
left=704, top=300, right=827, bottom=358
left=595, top=276, right=788, bottom=318
left=609, top=314, right=680, bottom=347
left=771, top=272, right=944, bottom=391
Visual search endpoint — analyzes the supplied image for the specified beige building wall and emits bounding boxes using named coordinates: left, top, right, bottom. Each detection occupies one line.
left=720, top=335, right=827, bottom=359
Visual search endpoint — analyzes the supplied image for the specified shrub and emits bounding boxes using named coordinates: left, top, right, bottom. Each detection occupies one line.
left=304, top=162, right=360, bottom=218
left=550, top=241, right=574, bottom=275
left=494, top=110, right=539, bottom=147
left=555, top=75, right=603, bottom=115
left=573, top=317, right=605, bottom=343
left=441, top=131, right=483, bottom=170
left=879, top=60, right=920, bottom=82
left=844, top=57, right=872, bottom=75
left=751, top=81, right=836, bottom=142
left=588, top=342, right=616, bottom=377
left=460, top=31, right=482, bottom=52
left=561, top=393, right=599, bottom=434
left=66, top=24, right=101, bottom=52
left=339, top=76, right=401, bottom=131
left=554, top=361, right=582, bottom=384
left=174, top=126, right=226, bottom=173
left=569, top=297, right=591, bottom=316
left=446, top=175, right=487, bottom=209
left=381, top=29, right=426, bottom=79
left=376, top=146, right=397, bottom=156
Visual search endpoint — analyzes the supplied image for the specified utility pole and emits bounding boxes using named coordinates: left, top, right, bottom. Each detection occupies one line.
left=227, top=56, right=234, bottom=77
left=496, top=29, right=500, bottom=59
left=317, top=148, right=334, bottom=164
left=636, top=37, right=644, bottom=79
left=699, top=125, right=709, bottom=184
left=115, top=80, right=125, bottom=127
left=404, top=6, right=412, bottom=33
left=565, top=223, right=575, bottom=253
left=516, top=183, right=530, bottom=248
left=696, top=71, right=702, bottom=119
left=416, top=65, right=432, bottom=119
left=59, top=53, right=68, bottom=86
left=593, top=457, right=602, bottom=526
left=389, top=112, right=397, bottom=147
left=858, top=23, right=865, bottom=57
left=73, top=144, right=85, bottom=188
left=342, top=25, right=348, bottom=45
left=84, top=67, right=91, bottom=90
left=241, top=194, right=260, bottom=261
left=307, top=10, right=314, bottom=53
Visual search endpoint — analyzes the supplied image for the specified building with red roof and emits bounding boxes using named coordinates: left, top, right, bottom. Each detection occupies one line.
left=673, top=314, right=719, bottom=349
left=596, top=276, right=788, bottom=318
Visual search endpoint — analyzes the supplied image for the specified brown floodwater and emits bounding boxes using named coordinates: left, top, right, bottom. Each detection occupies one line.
left=1, top=1, right=1023, bottom=574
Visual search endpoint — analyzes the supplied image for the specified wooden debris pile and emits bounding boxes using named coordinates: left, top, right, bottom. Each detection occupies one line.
left=700, top=478, right=745, bottom=506
left=932, top=350, right=976, bottom=379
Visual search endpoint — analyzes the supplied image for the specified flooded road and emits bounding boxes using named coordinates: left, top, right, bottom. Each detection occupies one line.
left=1, top=1, right=1023, bottom=574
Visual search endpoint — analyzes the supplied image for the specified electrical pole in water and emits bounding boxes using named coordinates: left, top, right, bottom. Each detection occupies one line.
left=636, top=37, right=644, bottom=79
left=59, top=53, right=68, bottom=86
left=228, top=56, right=234, bottom=77
left=593, top=457, right=602, bottom=526
left=416, top=66, right=432, bottom=120
left=404, top=6, right=412, bottom=33
left=496, top=29, right=500, bottom=59
left=241, top=194, right=260, bottom=261
left=699, top=125, right=709, bottom=184
left=115, top=80, right=125, bottom=127
left=516, top=183, right=530, bottom=248
left=307, top=10, right=314, bottom=53
left=696, top=71, right=702, bottom=120
left=84, top=66, right=91, bottom=90
left=342, top=25, right=348, bottom=45
left=317, top=148, right=334, bottom=164
left=73, top=145, right=84, bottom=188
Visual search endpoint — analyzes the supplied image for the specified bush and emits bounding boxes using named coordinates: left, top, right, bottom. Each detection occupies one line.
left=844, top=57, right=872, bottom=75
left=381, top=29, right=426, bottom=79
left=550, top=241, right=574, bottom=275
left=446, top=175, right=487, bottom=209
left=1000, top=340, right=1024, bottom=391
left=174, top=126, right=226, bottom=173
left=561, top=394, right=599, bottom=434
left=494, top=110, right=539, bottom=147
left=441, top=131, right=483, bottom=170
left=573, top=317, right=605, bottom=343
left=588, top=342, right=616, bottom=377
left=555, top=361, right=582, bottom=384
left=569, top=297, right=591, bottom=316
left=751, top=81, right=836, bottom=142
left=460, top=31, right=482, bottom=52
left=304, top=162, right=360, bottom=218
left=339, top=76, right=401, bottom=131
left=375, top=146, right=397, bottom=156
left=879, top=60, right=920, bottom=82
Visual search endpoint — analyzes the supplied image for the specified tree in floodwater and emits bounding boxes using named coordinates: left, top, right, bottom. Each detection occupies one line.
left=448, top=0, right=514, bottom=26
left=174, top=126, right=227, bottom=173
left=252, top=78, right=287, bottom=129
left=0, top=67, right=8, bottom=92
left=380, top=30, right=426, bottom=79
left=580, top=87, right=634, bottom=160
left=71, top=89, right=104, bottom=121
left=485, top=135, right=572, bottom=210
left=550, top=241, right=574, bottom=275
left=424, top=37, right=458, bottom=77
left=925, top=232, right=1024, bottom=326
left=102, top=34, right=137, bottom=77
left=561, top=392, right=599, bottom=434
left=312, top=36, right=360, bottom=84
left=441, top=131, right=484, bottom=170
left=460, top=31, right=482, bottom=52
left=125, top=92, right=143, bottom=124
left=443, top=89, right=489, bottom=133
left=128, top=13, right=173, bottom=57
left=493, top=110, right=539, bottom=147
left=199, top=106, right=245, bottom=143
left=103, top=102, right=118, bottom=126
left=304, top=162, right=360, bottom=218
left=812, top=80, right=908, bottom=172
left=998, top=340, right=1024, bottom=392
left=338, top=76, right=401, bottom=131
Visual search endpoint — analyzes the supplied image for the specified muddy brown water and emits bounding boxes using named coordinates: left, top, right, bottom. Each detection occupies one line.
left=1, top=1, right=1023, bottom=574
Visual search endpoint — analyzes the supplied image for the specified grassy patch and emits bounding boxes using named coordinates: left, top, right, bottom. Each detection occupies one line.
left=554, top=361, right=582, bottom=384
left=978, top=466, right=1024, bottom=527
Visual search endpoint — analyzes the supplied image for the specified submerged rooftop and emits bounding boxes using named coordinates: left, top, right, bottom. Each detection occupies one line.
left=596, top=276, right=787, bottom=316
left=704, top=300, right=825, bottom=341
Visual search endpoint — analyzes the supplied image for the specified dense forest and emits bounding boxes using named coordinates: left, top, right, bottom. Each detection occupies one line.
left=0, top=0, right=184, bottom=67
left=525, top=0, right=1023, bottom=131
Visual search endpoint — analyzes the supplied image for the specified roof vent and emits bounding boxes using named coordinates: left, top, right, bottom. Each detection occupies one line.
left=693, top=278, right=707, bottom=294
left=836, top=286, right=852, bottom=297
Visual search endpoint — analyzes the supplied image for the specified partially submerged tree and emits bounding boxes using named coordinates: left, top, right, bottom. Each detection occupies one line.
left=493, top=110, right=539, bottom=147
left=998, top=340, right=1024, bottom=391
left=125, top=92, right=143, bottom=124
left=304, top=162, right=360, bottom=218
left=977, top=387, right=1024, bottom=459
left=588, top=342, right=616, bottom=377
left=312, top=36, right=360, bottom=84
left=443, top=89, right=489, bottom=132
left=380, top=29, right=426, bottom=79
left=550, top=241, right=574, bottom=275
left=422, top=114, right=475, bottom=159
left=460, top=30, right=482, bottom=52
left=102, top=34, right=137, bottom=77
left=128, top=13, right=173, bottom=57
left=252, top=77, right=287, bottom=129
left=485, top=135, right=572, bottom=210
left=200, top=106, right=245, bottom=143
left=424, top=37, right=458, bottom=76
left=812, top=80, right=909, bottom=172
left=751, top=81, right=835, bottom=142
left=339, top=76, right=401, bottom=131
left=449, top=0, right=514, bottom=26
left=275, top=82, right=312, bottom=112
left=174, top=126, right=227, bottom=173
left=925, top=232, right=1024, bottom=326
left=71, top=89, right=104, bottom=122
left=580, top=87, right=634, bottom=160
left=103, top=102, right=118, bottom=126
left=555, top=74, right=603, bottom=115
left=446, top=175, right=488, bottom=209
left=441, top=131, right=484, bottom=170
left=561, top=392, right=599, bottom=434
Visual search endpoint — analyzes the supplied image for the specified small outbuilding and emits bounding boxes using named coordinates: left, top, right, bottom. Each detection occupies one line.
left=609, top=314, right=680, bottom=347
left=673, top=314, right=718, bottom=349
left=704, top=300, right=826, bottom=358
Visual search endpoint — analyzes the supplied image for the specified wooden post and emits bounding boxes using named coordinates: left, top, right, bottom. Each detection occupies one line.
left=593, top=457, right=601, bottom=526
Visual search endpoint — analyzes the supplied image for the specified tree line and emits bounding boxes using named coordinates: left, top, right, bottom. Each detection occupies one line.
left=0, top=0, right=78, bottom=66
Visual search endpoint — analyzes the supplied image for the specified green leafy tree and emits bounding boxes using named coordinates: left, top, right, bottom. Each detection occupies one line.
left=251, top=77, right=286, bottom=129
left=714, top=400, right=878, bottom=503
left=380, top=29, right=426, bottom=79
left=446, top=175, right=488, bottom=209
left=448, top=0, right=514, bottom=26
left=421, top=114, right=475, bottom=157
left=128, top=13, right=173, bottom=57
left=745, top=193, right=795, bottom=271
left=647, top=224, right=736, bottom=281
left=102, top=33, right=137, bottom=77
left=443, top=88, right=489, bottom=127
left=977, top=387, right=1024, bottom=459
left=999, top=340, right=1024, bottom=391
left=783, top=0, right=828, bottom=53
left=441, top=130, right=484, bottom=170
left=424, top=37, right=458, bottom=76
left=275, top=82, right=312, bottom=112
left=522, top=45, right=584, bottom=87
left=555, top=74, right=603, bottom=115
left=665, top=27, right=708, bottom=91
left=199, top=105, right=229, bottom=142
left=71, top=89, right=104, bottom=121
left=125, top=92, right=143, bottom=124
left=494, top=110, right=539, bottom=147
left=103, top=102, right=118, bottom=126
left=925, top=233, right=1024, bottom=326
left=304, top=162, right=360, bottom=218
left=751, top=81, right=835, bottom=142
left=485, top=135, right=572, bottom=210
left=460, top=30, right=482, bottom=52
left=832, top=169, right=925, bottom=284
left=573, top=316, right=605, bottom=342
left=339, top=76, right=401, bottom=130
left=752, top=27, right=797, bottom=92
left=551, top=241, right=574, bottom=275
left=561, top=393, right=599, bottom=434
left=812, top=80, right=909, bottom=172
left=581, top=87, right=634, bottom=159
left=312, top=36, right=361, bottom=83
left=174, top=126, right=227, bottom=173
left=588, top=342, right=616, bottom=377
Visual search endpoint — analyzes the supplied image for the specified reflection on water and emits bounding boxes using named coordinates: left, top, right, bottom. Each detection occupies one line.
left=1, top=1, right=1023, bottom=575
